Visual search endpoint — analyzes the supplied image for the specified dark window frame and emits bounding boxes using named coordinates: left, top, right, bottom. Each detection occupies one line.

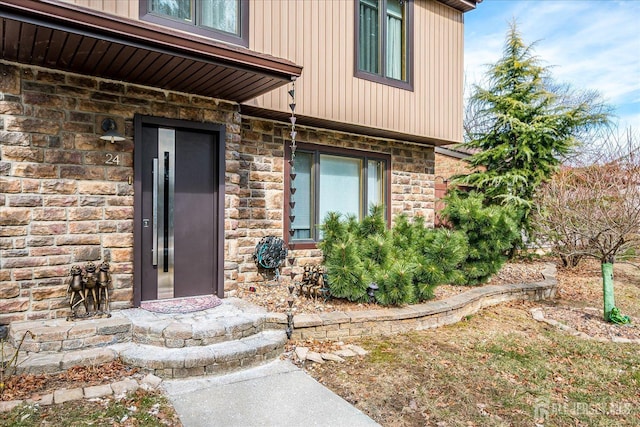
left=140, top=0, right=249, bottom=47
left=284, top=142, right=392, bottom=249
left=354, top=0, right=414, bottom=91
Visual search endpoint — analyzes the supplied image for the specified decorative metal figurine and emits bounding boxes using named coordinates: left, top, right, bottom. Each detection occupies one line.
left=66, top=261, right=111, bottom=320
left=298, top=265, right=331, bottom=301
left=97, top=262, right=111, bottom=316
left=83, top=261, right=98, bottom=314
left=67, top=265, right=87, bottom=317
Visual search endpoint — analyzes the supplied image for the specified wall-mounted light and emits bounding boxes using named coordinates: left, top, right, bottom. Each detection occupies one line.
left=100, top=118, right=125, bottom=143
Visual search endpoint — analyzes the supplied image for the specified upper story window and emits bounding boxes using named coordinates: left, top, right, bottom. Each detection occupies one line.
left=288, top=144, right=390, bottom=244
left=356, top=0, right=413, bottom=90
left=141, top=0, right=249, bottom=47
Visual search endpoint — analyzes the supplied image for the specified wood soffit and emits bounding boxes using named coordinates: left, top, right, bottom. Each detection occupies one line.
left=0, top=0, right=302, bottom=103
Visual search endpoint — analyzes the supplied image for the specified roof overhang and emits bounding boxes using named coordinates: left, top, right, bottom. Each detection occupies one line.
left=0, top=0, right=302, bottom=103
left=436, top=0, right=481, bottom=13
left=435, top=145, right=473, bottom=159
left=241, top=105, right=456, bottom=147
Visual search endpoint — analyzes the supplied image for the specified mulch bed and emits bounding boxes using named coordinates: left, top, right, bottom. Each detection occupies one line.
left=0, top=361, right=140, bottom=402
left=541, top=305, right=640, bottom=341
left=236, top=261, right=547, bottom=315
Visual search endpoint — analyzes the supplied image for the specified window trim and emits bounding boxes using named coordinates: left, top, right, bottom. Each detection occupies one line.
left=354, top=0, right=414, bottom=91
left=284, top=142, right=392, bottom=249
left=140, top=0, right=249, bottom=47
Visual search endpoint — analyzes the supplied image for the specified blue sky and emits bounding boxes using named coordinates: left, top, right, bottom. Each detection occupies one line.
left=464, top=0, right=640, bottom=130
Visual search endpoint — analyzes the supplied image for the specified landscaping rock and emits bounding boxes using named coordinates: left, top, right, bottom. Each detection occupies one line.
left=0, top=400, right=22, bottom=413
left=26, top=393, right=53, bottom=406
left=321, top=353, right=345, bottom=363
left=84, top=384, right=113, bottom=399
left=294, top=346, right=309, bottom=361
left=140, top=373, right=163, bottom=390
left=111, top=378, right=139, bottom=397
left=305, top=351, right=324, bottom=364
left=333, top=348, right=357, bottom=358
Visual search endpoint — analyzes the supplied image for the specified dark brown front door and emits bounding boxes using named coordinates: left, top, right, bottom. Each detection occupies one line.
left=134, top=116, right=225, bottom=303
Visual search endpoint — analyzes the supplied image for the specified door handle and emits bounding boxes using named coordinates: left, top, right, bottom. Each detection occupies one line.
left=152, top=158, right=158, bottom=266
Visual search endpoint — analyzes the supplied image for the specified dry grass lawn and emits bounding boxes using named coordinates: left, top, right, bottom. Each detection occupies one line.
left=303, top=259, right=640, bottom=426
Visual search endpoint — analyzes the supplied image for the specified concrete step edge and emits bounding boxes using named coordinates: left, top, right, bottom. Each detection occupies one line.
left=114, top=330, right=287, bottom=378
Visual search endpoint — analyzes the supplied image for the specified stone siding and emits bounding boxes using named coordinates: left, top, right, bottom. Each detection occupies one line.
left=235, top=117, right=436, bottom=291
left=434, top=152, right=473, bottom=181
left=0, top=60, right=239, bottom=323
left=1, top=59, right=437, bottom=323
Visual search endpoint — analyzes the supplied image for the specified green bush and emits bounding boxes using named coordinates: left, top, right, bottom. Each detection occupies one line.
left=320, top=207, right=469, bottom=306
left=318, top=194, right=519, bottom=305
left=441, top=191, right=520, bottom=285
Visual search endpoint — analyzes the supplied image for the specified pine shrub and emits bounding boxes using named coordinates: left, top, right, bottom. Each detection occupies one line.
left=321, top=208, right=467, bottom=306
left=441, top=191, right=519, bottom=285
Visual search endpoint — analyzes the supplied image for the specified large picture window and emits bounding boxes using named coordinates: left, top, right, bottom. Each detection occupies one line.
left=356, top=0, right=413, bottom=90
left=141, top=0, right=249, bottom=47
left=288, top=144, right=389, bottom=243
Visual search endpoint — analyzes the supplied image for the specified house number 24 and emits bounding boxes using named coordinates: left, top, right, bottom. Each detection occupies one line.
left=105, top=154, right=120, bottom=165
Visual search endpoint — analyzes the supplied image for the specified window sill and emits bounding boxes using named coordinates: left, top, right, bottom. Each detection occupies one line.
left=286, top=240, right=318, bottom=251
left=355, top=70, right=414, bottom=91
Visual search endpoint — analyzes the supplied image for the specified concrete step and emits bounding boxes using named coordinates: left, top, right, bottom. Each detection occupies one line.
left=113, top=330, right=288, bottom=378
left=6, top=298, right=287, bottom=379
left=119, top=305, right=267, bottom=348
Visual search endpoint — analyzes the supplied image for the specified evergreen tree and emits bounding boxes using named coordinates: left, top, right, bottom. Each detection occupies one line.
left=457, top=21, right=610, bottom=237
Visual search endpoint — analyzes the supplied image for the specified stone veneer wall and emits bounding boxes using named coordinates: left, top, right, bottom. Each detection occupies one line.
left=0, top=60, right=240, bottom=324
left=434, top=152, right=474, bottom=181
left=0, top=59, right=437, bottom=324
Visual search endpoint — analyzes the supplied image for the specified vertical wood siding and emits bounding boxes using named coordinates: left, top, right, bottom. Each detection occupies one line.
left=61, top=0, right=138, bottom=19
left=249, top=0, right=464, bottom=143
left=59, top=0, right=463, bottom=143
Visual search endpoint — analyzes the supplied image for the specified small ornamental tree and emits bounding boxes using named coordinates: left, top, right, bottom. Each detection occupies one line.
left=534, top=138, right=639, bottom=323
left=458, top=22, right=610, bottom=243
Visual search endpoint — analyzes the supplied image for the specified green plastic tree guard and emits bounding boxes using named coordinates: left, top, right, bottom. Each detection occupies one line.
left=602, top=262, right=615, bottom=321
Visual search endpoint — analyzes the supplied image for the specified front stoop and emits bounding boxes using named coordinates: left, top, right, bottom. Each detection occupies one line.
left=113, top=330, right=287, bottom=378
left=6, top=298, right=287, bottom=379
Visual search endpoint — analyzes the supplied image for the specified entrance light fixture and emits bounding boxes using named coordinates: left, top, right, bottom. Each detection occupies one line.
left=100, top=118, right=125, bottom=143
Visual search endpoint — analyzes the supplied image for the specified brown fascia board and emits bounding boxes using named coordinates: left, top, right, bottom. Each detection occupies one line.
left=0, top=0, right=302, bottom=80
left=435, top=146, right=474, bottom=160
left=436, top=0, right=481, bottom=13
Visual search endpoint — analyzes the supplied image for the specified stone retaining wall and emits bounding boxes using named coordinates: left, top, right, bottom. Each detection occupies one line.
left=283, top=264, right=557, bottom=341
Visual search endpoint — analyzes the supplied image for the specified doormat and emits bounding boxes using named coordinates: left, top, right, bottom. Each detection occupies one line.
left=140, top=295, right=222, bottom=314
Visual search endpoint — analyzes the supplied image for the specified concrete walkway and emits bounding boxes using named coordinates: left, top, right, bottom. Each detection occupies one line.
left=162, top=359, right=380, bottom=427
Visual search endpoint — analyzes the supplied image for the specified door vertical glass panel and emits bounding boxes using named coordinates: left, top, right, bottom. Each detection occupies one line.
left=156, top=128, right=175, bottom=300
